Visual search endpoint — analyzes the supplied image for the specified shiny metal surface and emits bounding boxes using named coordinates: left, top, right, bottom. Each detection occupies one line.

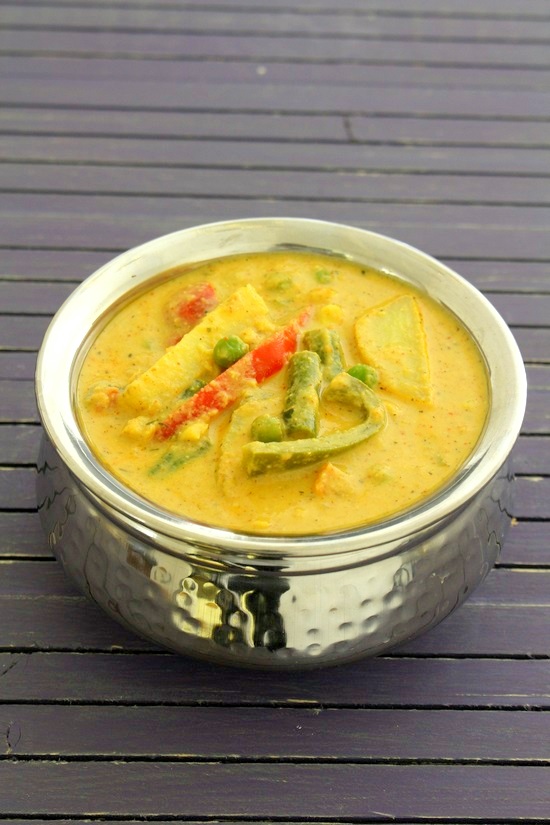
left=35, top=218, right=527, bottom=668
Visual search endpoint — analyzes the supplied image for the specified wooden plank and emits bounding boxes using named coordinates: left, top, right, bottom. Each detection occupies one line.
left=0, top=281, right=76, bottom=314
left=3, top=6, right=550, bottom=40
left=2, top=198, right=550, bottom=261
left=4, top=56, right=550, bottom=92
left=0, top=761, right=549, bottom=819
left=7, top=197, right=549, bottom=226
left=1, top=652, right=549, bottom=707
left=2, top=107, right=550, bottom=149
left=395, top=604, right=550, bottom=656
left=513, top=436, right=550, bottom=475
left=514, top=477, right=550, bottom=519
left=489, top=294, right=550, bottom=327
left=0, top=352, right=37, bottom=379
left=0, top=381, right=37, bottom=423
left=3, top=29, right=550, bottom=67
left=513, top=328, right=550, bottom=362
left=0, top=107, right=346, bottom=142
left=350, top=115, right=550, bottom=147
left=2, top=705, right=548, bottom=760
left=3, top=79, right=550, bottom=119
left=13, top=0, right=550, bottom=15
left=524, top=368, right=550, bottom=439
left=0, top=316, right=51, bottom=350
left=500, top=520, right=550, bottom=567
left=2, top=137, right=550, bottom=175
left=0, top=249, right=110, bottom=282
left=0, top=598, right=156, bottom=651
left=4, top=163, right=550, bottom=206
left=0, top=467, right=36, bottom=508
left=0, top=512, right=51, bottom=558
left=0, top=423, right=41, bottom=459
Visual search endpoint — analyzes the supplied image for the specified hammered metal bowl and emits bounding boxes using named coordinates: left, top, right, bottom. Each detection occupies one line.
left=35, top=218, right=526, bottom=669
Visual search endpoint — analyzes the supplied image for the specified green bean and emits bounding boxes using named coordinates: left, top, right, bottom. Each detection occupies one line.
left=213, top=335, right=249, bottom=370
left=302, top=328, right=346, bottom=380
left=243, top=373, right=386, bottom=476
left=283, top=350, right=322, bottom=439
left=148, top=439, right=211, bottom=476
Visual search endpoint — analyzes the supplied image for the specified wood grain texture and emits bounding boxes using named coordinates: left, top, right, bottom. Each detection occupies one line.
left=0, top=512, right=51, bottom=557
left=0, top=761, right=549, bottom=819
left=3, top=6, right=550, bottom=40
left=0, top=353, right=37, bottom=380
left=3, top=136, right=550, bottom=174
left=3, top=107, right=550, bottom=149
left=0, top=422, right=41, bottom=458
left=0, top=316, right=51, bottom=350
left=1, top=652, right=549, bottom=707
left=4, top=163, right=550, bottom=206
left=4, top=79, right=550, bottom=119
left=4, top=28, right=550, bottom=67
left=2, top=200, right=550, bottom=262
left=10, top=0, right=550, bottom=14
left=1, top=2, right=549, bottom=820
left=4, top=56, right=550, bottom=92
left=2, top=704, right=548, bottom=760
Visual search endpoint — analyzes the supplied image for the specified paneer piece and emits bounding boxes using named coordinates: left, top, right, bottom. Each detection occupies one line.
left=355, top=295, right=432, bottom=404
left=120, top=284, right=272, bottom=415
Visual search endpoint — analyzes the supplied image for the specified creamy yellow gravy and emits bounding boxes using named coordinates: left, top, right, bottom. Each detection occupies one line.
left=77, top=251, right=488, bottom=535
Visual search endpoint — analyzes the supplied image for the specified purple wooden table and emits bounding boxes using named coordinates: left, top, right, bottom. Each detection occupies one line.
left=1, top=0, right=549, bottom=820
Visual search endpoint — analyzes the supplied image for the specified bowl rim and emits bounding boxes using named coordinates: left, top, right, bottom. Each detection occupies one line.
left=35, top=217, right=527, bottom=561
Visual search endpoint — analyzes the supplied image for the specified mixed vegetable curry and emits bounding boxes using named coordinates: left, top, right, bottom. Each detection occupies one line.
left=77, top=251, right=489, bottom=535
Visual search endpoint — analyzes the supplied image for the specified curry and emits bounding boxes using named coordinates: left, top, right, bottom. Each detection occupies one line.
left=76, top=251, right=488, bottom=535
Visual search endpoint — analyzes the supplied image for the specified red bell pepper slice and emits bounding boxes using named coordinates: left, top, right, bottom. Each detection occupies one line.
left=155, top=311, right=309, bottom=441
left=167, top=282, right=217, bottom=328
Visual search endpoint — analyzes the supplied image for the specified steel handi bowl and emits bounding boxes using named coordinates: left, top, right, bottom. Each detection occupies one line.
left=35, top=218, right=527, bottom=669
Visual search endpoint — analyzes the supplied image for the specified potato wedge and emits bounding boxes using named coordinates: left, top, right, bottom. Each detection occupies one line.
left=355, top=294, right=432, bottom=403
left=121, top=284, right=272, bottom=415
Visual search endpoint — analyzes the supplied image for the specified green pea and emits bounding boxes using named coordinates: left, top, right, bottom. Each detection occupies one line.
left=213, top=335, right=249, bottom=369
left=315, top=268, right=333, bottom=284
left=265, top=271, right=293, bottom=291
left=251, top=415, right=285, bottom=443
left=347, top=363, right=378, bottom=388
